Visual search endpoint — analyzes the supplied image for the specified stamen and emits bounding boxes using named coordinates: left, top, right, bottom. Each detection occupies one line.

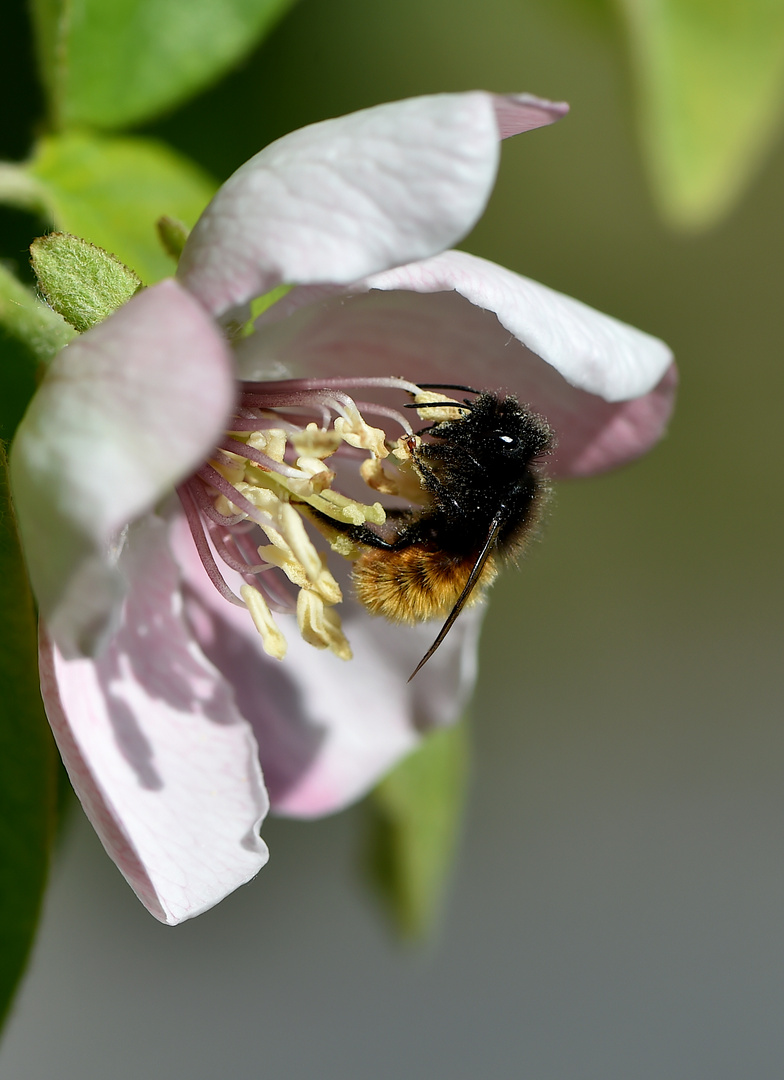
left=353, top=401, right=414, bottom=436
left=197, top=463, right=277, bottom=529
left=359, top=453, right=426, bottom=502
left=181, top=377, right=462, bottom=664
left=290, top=424, right=343, bottom=461
left=410, top=390, right=474, bottom=423
left=207, top=526, right=273, bottom=576
left=296, top=590, right=352, bottom=660
left=219, top=436, right=302, bottom=478
left=239, top=375, right=423, bottom=397
left=227, top=414, right=302, bottom=433
left=178, top=484, right=245, bottom=606
left=231, top=529, right=297, bottom=613
left=241, top=585, right=288, bottom=659
left=189, top=478, right=247, bottom=527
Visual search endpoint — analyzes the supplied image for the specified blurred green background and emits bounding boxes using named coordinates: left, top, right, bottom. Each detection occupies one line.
left=3, top=0, right=784, bottom=1075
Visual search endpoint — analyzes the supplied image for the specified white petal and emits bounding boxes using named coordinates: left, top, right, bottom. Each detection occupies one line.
left=362, top=251, right=673, bottom=401
left=178, top=92, right=508, bottom=316
left=235, top=256, right=676, bottom=475
left=240, top=250, right=671, bottom=400
left=10, top=280, right=235, bottom=656
left=39, top=515, right=269, bottom=924
left=270, top=602, right=482, bottom=818
left=170, top=514, right=480, bottom=817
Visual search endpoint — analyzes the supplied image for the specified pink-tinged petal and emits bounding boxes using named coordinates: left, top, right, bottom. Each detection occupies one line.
left=235, top=262, right=676, bottom=475
left=493, top=93, right=569, bottom=139
left=39, top=515, right=269, bottom=924
left=178, top=92, right=510, bottom=317
left=547, top=361, right=677, bottom=477
left=10, top=280, right=235, bottom=656
left=171, top=515, right=480, bottom=817
left=362, top=251, right=673, bottom=401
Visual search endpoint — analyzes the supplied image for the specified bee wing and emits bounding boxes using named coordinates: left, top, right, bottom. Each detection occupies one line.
left=408, top=510, right=506, bottom=682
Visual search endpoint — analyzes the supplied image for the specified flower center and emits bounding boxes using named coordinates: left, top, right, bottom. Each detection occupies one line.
left=177, top=377, right=455, bottom=662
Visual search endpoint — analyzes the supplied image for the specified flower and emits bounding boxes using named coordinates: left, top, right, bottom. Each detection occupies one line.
left=10, top=92, right=676, bottom=924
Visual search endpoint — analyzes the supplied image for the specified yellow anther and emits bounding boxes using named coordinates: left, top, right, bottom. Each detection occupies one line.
left=217, top=390, right=437, bottom=662
left=251, top=501, right=342, bottom=606
left=413, top=390, right=466, bottom=422
left=327, top=534, right=361, bottom=558
left=209, top=453, right=245, bottom=485
left=257, top=544, right=310, bottom=590
left=282, top=458, right=336, bottom=499
left=214, top=494, right=245, bottom=518
left=363, top=444, right=429, bottom=503
left=296, top=590, right=352, bottom=660
left=291, top=423, right=342, bottom=459
left=311, top=552, right=343, bottom=606
left=278, top=506, right=343, bottom=604
left=333, top=412, right=389, bottom=458
left=300, top=489, right=385, bottom=526
left=294, top=457, right=336, bottom=494
left=247, top=428, right=287, bottom=462
left=240, top=585, right=287, bottom=659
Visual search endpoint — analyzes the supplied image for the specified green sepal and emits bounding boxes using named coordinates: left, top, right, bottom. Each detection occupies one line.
left=251, top=284, right=293, bottom=318
left=30, top=233, right=142, bottom=333
left=156, top=215, right=190, bottom=262
left=26, top=131, right=217, bottom=284
left=239, top=285, right=294, bottom=338
left=363, top=718, right=470, bottom=939
left=0, top=448, right=57, bottom=1030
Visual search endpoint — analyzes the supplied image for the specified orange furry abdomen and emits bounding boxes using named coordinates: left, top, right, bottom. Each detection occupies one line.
left=352, top=545, right=498, bottom=624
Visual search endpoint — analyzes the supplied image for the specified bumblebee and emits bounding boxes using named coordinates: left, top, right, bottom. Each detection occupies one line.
left=315, top=385, right=554, bottom=679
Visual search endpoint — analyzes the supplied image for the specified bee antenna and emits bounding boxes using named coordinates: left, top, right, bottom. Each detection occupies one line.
left=416, top=383, right=480, bottom=394
left=402, top=401, right=473, bottom=412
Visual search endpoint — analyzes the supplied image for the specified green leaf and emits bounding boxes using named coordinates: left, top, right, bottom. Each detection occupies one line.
left=617, top=0, right=784, bottom=229
left=0, top=448, right=57, bottom=1030
left=31, top=233, right=142, bottom=333
left=364, top=719, right=470, bottom=939
left=0, top=261, right=74, bottom=442
left=0, top=330, right=39, bottom=447
left=0, top=163, right=50, bottom=217
left=552, top=0, right=615, bottom=29
left=0, top=262, right=75, bottom=443
left=0, top=261, right=77, bottom=441
left=27, top=131, right=217, bottom=284
left=29, top=0, right=299, bottom=130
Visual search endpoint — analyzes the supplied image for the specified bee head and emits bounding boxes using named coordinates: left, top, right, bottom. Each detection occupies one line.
left=443, top=392, right=553, bottom=470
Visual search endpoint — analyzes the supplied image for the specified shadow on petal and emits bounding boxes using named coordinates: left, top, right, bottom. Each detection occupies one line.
left=40, top=514, right=271, bottom=923
left=38, top=630, right=167, bottom=921
left=181, top=584, right=328, bottom=807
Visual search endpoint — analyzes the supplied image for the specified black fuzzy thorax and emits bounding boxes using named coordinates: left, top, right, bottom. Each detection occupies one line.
left=321, top=392, right=552, bottom=558
left=400, top=392, right=553, bottom=556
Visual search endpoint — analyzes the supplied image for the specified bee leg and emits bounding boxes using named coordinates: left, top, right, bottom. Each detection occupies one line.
left=307, top=507, right=399, bottom=551
left=410, top=453, right=461, bottom=512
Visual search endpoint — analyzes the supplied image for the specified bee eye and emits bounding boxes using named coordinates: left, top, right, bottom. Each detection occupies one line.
left=497, top=433, right=515, bottom=447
